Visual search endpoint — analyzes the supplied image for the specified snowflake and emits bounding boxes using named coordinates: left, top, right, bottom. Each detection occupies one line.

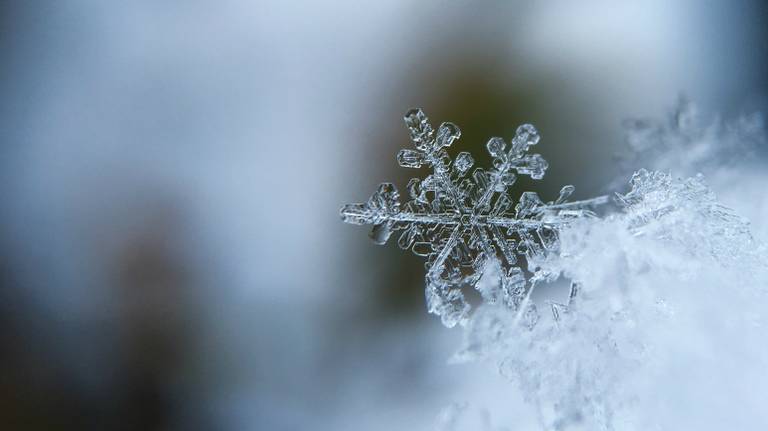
left=340, top=109, right=607, bottom=327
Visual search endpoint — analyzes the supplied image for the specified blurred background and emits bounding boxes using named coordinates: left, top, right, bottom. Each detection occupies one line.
left=1, top=1, right=766, bottom=430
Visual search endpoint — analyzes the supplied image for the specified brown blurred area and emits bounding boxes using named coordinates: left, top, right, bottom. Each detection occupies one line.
left=0, top=200, right=201, bottom=430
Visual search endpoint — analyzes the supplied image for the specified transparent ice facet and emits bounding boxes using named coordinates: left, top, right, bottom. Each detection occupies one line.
left=397, top=149, right=425, bottom=168
left=341, top=109, right=607, bottom=327
left=453, top=151, right=474, bottom=175
left=435, top=122, right=461, bottom=149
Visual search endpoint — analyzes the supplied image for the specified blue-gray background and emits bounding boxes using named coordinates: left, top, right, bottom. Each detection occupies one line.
left=1, top=1, right=766, bottom=430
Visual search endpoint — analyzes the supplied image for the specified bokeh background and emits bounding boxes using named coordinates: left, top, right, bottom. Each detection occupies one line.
left=1, top=1, right=766, bottom=430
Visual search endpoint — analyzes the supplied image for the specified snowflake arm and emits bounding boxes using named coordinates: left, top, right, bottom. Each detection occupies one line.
left=341, top=109, right=607, bottom=327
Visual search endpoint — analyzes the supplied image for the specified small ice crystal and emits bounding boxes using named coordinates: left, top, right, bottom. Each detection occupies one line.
left=341, top=109, right=608, bottom=327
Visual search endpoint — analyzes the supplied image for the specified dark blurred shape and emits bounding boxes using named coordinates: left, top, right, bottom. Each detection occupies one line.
left=0, top=200, right=199, bottom=430
left=109, top=205, right=195, bottom=430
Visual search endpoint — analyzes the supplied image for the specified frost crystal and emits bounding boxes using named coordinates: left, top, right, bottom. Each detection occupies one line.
left=340, top=109, right=607, bottom=327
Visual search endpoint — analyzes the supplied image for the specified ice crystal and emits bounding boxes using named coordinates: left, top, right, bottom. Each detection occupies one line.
left=340, top=109, right=607, bottom=327
left=618, top=99, right=768, bottom=243
left=617, top=169, right=754, bottom=255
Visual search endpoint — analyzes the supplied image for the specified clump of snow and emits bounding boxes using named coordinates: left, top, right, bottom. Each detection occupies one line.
left=619, top=98, right=768, bottom=242
left=455, top=169, right=768, bottom=430
left=449, top=101, right=768, bottom=429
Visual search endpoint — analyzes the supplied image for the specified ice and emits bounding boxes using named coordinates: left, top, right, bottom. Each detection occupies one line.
left=454, top=169, right=768, bottom=430
left=340, top=105, right=768, bottom=430
left=340, top=109, right=607, bottom=327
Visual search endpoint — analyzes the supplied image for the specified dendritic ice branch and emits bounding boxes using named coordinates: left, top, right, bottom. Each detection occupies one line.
left=340, top=109, right=607, bottom=327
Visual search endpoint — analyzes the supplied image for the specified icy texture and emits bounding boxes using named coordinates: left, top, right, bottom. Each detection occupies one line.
left=341, top=105, right=768, bottom=430
left=617, top=169, right=756, bottom=262
left=620, top=99, right=768, bottom=242
left=340, top=109, right=607, bottom=327
left=455, top=170, right=768, bottom=430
